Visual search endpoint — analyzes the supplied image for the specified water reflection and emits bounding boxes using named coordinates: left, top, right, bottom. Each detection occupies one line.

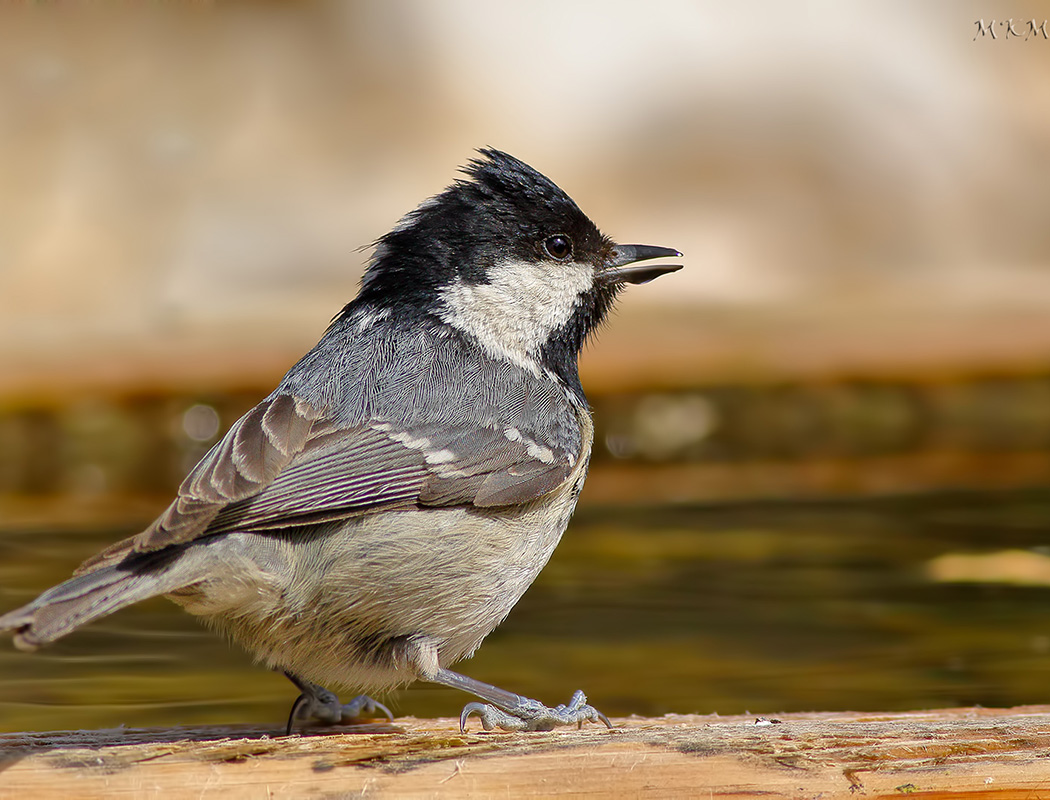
left=2, top=489, right=1050, bottom=733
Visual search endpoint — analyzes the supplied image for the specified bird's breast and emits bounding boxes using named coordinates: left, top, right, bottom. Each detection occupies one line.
left=169, top=409, right=594, bottom=692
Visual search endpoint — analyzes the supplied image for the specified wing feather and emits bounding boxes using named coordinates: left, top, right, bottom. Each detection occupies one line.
left=77, top=386, right=579, bottom=574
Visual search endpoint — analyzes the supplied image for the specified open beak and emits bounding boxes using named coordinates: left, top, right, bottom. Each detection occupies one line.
left=602, top=244, right=683, bottom=285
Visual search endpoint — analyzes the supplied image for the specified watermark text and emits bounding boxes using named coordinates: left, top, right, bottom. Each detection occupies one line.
left=974, top=19, right=1049, bottom=40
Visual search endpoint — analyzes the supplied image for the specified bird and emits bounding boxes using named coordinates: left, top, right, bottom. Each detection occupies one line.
left=0, top=149, right=681, bottom=733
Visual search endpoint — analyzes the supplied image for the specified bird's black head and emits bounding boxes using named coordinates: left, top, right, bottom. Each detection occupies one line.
left=355, top=149, right=681, bottom=390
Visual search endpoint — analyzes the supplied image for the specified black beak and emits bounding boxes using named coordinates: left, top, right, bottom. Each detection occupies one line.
left=602, top=244, right=683, bottom=285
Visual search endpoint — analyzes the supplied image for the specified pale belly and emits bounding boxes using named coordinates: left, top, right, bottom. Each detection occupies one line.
left=167, top=483, right=583, bottom=692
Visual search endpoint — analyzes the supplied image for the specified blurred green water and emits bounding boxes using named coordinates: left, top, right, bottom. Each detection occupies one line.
left=2, top=490, right=1050, bottom=734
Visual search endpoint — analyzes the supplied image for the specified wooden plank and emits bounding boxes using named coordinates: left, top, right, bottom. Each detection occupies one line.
left=3, top=707, right=1050, bottom=798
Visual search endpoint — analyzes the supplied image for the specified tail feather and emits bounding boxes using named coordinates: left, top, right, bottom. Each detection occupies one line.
left=0, top=548, right=198, bottom=651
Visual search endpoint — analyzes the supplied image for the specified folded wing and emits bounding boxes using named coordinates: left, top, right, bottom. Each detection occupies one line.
left=76, top=391, right=577, bottom=573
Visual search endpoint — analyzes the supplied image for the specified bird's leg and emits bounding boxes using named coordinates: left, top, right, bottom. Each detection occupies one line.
left=282, top=671, right=393, bottom=735
left=429, top=667, right=612, bottom=732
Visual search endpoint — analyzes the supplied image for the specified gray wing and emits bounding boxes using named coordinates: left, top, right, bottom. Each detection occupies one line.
left=79, top=391, right=577, bottom=570
left=212, top=405, right=578, bottom=533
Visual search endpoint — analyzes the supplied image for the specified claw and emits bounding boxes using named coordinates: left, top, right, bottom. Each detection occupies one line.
left=459, top=689, right=613, bottom=733
left=285, top=692, right=310, bottom=736
left=283, top=672, right=393, bottom=735
left=286, top=690, right=393, bottom=734
left=460, top=701, right=499, bottom=732
left=340, top=694, right=394, bottom=723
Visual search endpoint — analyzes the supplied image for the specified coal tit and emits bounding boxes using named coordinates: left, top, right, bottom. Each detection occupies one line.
left=0, top=149, right=681, bottom=732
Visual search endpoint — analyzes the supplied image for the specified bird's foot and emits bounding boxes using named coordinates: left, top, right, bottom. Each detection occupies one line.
left=284, top=676, right=393, bottom=735
left=459, top=689, right=611, bottom=732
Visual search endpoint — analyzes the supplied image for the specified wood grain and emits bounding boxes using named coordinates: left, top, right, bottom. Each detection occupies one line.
left=3, top=707, right=1050, bottom=798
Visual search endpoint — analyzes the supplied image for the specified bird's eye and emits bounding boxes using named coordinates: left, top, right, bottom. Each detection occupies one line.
left=543, top=235, right=573, bottom=261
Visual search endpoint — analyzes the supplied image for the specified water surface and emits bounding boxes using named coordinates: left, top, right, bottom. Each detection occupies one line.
left=2, top=490, right=1050, bottom=733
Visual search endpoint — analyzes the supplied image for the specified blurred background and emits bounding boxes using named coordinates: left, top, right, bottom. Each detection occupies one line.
left=4, top=0, right=1050, bottom=733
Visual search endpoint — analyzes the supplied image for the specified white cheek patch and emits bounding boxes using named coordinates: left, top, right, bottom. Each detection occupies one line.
left=438, top=259, right=593, bottom=373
